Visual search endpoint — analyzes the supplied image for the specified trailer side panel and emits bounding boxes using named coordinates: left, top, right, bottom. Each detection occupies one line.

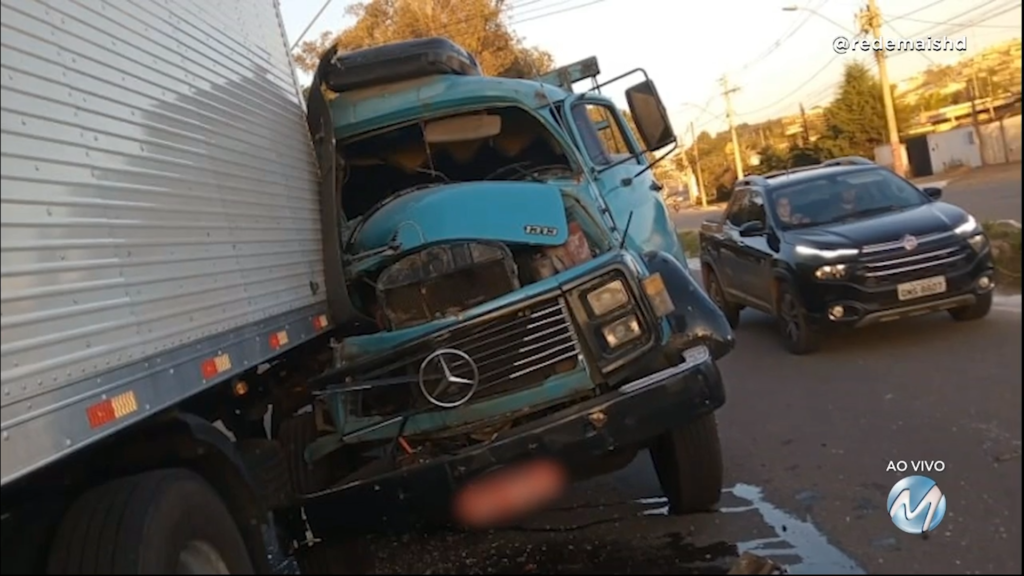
left=0, top=0, right=326, bottom=485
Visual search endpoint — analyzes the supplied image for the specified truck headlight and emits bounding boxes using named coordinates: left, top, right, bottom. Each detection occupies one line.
left=814, top=264, right=847, bottom=280
left=601, top=315, right=642, bottom=349
left=586, top=279, right=629, bottom=316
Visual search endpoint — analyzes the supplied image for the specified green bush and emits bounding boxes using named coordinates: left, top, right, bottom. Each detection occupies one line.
left=678, top=230, right=700, bottom=258
left=983, top=221, right=1022, bottom=289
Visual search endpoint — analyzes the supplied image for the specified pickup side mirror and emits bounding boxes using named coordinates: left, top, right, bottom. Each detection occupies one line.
left=625, top=79, right=675, bottom=152
left=922, top=186, right=942, bottom=200
left=738, top=221, right=766, bottom=237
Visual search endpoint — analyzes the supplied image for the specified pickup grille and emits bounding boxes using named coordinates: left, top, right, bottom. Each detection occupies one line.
left=857, top=231, right=970, bottom=285
left=356, top=297, right=583, bottom=415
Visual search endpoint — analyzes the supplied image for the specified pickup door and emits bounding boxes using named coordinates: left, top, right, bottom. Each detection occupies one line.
left=561, top=94, right=688, bottom=266
left=717, top=188, right=774, bottom=308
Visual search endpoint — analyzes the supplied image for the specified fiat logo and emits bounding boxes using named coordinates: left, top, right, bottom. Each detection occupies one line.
left=902, top=234, right=918, bottom=251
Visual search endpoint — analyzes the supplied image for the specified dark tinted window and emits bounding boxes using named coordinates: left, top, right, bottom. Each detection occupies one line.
left=769, top=168, right=929, bottom=229
left=726, top=189, right=751, bottom=226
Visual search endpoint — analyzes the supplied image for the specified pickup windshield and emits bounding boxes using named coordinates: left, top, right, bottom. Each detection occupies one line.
left=769, top=168, right=930, bottom=230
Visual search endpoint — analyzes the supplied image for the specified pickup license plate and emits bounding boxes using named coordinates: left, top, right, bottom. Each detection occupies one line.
left=897, top=275, right=947, bottom=301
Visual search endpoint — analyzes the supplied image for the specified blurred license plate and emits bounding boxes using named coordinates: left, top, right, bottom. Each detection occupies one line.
left=897, top=275, right=947, bottom=301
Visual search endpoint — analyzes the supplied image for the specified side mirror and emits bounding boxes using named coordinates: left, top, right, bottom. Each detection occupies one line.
left=625, top=79, right=676, bottom=152
left=922, top=186, right=942, bottom=200
left=738, top=221, right=766, bottom=237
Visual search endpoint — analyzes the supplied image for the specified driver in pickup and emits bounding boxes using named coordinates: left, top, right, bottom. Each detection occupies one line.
left=775, top=194, right=809, bottom=225
left=838, top=185, right=861, bottom=214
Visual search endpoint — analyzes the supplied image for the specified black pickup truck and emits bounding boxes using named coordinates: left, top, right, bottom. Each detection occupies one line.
left=698, top=158, right=995, bottom=354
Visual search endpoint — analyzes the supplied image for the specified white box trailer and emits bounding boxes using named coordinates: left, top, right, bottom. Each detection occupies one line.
left=1, top=0, right=335, bottom=572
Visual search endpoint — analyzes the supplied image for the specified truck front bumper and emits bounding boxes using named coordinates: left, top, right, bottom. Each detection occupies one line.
left=299, top=345, right=724, bottom=535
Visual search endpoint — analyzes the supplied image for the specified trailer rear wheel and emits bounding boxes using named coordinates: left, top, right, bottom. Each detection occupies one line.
left=46, top=469, right=253, bottom=574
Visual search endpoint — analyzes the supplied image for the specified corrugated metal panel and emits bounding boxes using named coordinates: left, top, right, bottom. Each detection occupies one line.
left=1, top=0, right=324, bottom=478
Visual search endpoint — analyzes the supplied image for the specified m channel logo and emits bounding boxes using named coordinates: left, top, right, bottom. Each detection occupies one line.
left=887, top=475, right=947, bottom=534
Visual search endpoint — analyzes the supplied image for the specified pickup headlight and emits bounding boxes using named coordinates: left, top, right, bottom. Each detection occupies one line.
left=586, top=279, right=629, bottom=316
left=814, top=264, right=847, bottom=280
left=954, top=215, right=979, bottom=236
left=967, top=233, right=987, bottom=252
left=601, top=315, right=642, bottom=349
left=795, top=245, right=859, bottom=259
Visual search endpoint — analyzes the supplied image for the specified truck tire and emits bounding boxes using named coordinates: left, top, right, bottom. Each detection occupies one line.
left=949, top=290, right=993, bottom=321
left=278, top=412, right=332, bottom=496
left=237, top=438, right=292, bottom=510
left=649, top=414, right=723, bottom=515
left=46, top=469, right=253, bottom=574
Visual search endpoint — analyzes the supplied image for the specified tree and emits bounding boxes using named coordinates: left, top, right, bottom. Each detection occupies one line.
left=293, top=0, right=553, bottom=79
left=817, top=61, right=911, bottom=159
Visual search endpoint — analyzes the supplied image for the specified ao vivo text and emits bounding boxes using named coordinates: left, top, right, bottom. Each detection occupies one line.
left=886, top=460, right=946, bottom=473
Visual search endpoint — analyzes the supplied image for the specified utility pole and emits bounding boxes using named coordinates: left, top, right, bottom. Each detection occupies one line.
left=689, top=122, right=707, bottom=208
left=860, top=0, right=905, bottom=177
left=799, top=103, right=811, bottom=145
left=985, top=75, right=996, bottom=119
left=720, top=76, right=745, bottom=179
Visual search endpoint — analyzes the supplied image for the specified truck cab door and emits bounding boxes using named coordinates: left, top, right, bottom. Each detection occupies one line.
left=561, top=94, right=688, bottom=266
left=305, top=83, right=373, bottom=333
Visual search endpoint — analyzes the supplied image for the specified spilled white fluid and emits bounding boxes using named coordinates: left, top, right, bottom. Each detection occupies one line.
left=635, top=484, right=865, bottom=575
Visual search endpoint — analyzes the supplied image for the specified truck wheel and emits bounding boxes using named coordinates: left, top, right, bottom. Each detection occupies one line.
left=278, top=412, right=332, bottom=495
left=47, top=469, right=253, bottom=574
left=949, top=291, right=993, bottom=321
left=704, top=268, right=741, bottom=328
left=649, top=414, right=723, bottom=515
left=776, top=281, right=820, bottom=355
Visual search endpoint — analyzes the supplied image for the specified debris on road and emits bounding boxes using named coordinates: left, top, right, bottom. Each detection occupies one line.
left=727, top=552, right=787, bottom=574
left=994, top=449, right=1021, bottom=463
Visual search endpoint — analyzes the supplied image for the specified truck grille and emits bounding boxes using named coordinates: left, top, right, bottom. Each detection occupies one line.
left=356, top=297, right=583, bottom=415
left=857, top=231, right=970, bottom=285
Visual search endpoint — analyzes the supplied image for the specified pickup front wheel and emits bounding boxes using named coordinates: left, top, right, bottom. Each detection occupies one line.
left=704, top=268, right=741, bottom=329
left=649, top=414, right=724, bottom=515
left=776, top=281, right=821, bottom=355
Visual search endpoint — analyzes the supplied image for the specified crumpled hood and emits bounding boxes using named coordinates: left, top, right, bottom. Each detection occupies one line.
left=785, top=202, right=969, bottom=249
left=350, top=181, right=570, bottom=253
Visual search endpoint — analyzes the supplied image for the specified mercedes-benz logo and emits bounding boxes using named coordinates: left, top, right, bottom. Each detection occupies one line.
left=418, top=348, right=480, bottom=409
left=902, top=234, right=918, bottom=251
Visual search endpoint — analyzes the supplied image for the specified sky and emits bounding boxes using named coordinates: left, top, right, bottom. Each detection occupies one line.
left=279, top=0, right=1022, bottom=141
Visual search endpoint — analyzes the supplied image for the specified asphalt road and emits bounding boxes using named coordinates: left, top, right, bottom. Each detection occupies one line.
left=670, top=163, right=1023, bottom=232
left=330, top=297, right=1021, bottom=575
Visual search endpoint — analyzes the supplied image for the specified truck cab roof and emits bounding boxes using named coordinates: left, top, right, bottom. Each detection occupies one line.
left=329, top=74, right=573, bottom=140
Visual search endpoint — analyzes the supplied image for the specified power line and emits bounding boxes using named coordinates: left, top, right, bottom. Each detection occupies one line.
left=890, top=0, right=953, bottom=20
left=513, top=0, right=608, bottom=25
left=733, top=0, right=830, bottom=77
left=891, top=15, right=1021, bottom=30
left=889, top=0, right=1021, bottom=60
left=906, top=0, right=1007, bottom=37
left=736, top=49, right=852, bottom=117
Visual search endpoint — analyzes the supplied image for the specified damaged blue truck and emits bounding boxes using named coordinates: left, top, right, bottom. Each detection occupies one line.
left=283, top=37, right=737, bottom=564
left=0, top=10, right=735, bottom=571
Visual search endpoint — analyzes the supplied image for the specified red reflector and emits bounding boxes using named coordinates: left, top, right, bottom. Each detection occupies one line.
left=269, top=333, right=280, bottom=349
left=200, top=359, right=218, bottom=379
left=86, top=400, right=116, bottom=429
left=453, top=459, right=567, bottom=528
